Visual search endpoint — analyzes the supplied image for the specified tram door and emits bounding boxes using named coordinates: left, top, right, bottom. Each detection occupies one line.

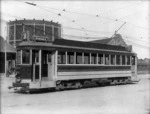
left=32, top=50, right=40, bottom=81
left=42, top=51, right=53, bottom=81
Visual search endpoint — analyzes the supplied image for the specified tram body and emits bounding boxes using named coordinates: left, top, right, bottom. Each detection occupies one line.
left=10, top=38, right=138, bottom=92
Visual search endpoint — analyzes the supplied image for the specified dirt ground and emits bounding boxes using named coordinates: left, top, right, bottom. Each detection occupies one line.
left=1, top=74, right=150, bottom=114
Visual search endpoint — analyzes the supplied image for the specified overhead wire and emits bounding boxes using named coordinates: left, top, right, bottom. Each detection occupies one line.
left=100, top=1, right=143, bottom=15
left=25, top=2, right=91, bottom=36
left=2, top=1, right=149, bottom=48
left=124, top=39, right=150, bottom=49
left=2, top=12, right=149, bottom=47
left=38, top=2, right=149, bottom=31
left=1, top=12, right=104, bottom=35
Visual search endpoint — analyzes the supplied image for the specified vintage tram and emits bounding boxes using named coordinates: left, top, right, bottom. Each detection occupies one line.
left=9, top=37, right=138, bottom=92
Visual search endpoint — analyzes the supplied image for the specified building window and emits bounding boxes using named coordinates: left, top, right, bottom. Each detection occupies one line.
left=25, top=25, right=34, bottom=39
left=67, top=52, right=74, bottom=64
left=54, top=27, right=59, bottom=39
left=58, top=51, right=66, bottom=64
left=111, top=55, right=115, bottom=65
left=22, top=50, right=30, bottom=64
left=122, top=55, right=125, bottom=65
left=127, top=56, right=130, bottom=65
left=16, top=50, right=21, bottom=64
left=76, top=52, right=82, bottom=64
left=98, top=54, right=103, bottom=64
left=116, top=55, right=121, bottom=65
left=84, top=53, right=90, bottom=64
left=9, top=26, right=14, bottom=40
left=91, top=53, right=97, bottom=64
left=105, top=54, right=110, bottom=65
left=16, top=25, right=23, bottom=40
left=45, top=26, right=52, bottom=40
left=35, top=25, right=44, bottom=36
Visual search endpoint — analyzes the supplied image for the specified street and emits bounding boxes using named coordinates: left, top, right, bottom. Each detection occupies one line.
left=1, top=74, right=150, bottom=114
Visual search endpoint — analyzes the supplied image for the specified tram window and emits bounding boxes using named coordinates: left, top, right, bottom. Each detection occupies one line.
left=116, top=55, right=121, bottom=65
left=32, top=50, right=39, bottom=63
left=84, top=53, right=90, bottom=64
left=76, top=52, right=82, bottom=64
left=132, top=56, right=135, bottom=65
left=91, top=53, right=97, bottom=64
left=105, top=54, right=110, bottom=65
left=48, top=54, right=51, bottom=63
left=67, top=52, right=74, bottom=64
left=35, top=51, right=39, bottom=63
left=122, top=55, right=125, bottom=65
left=22, top=50, right=30, bottom=64
left=111, top=55, right=115, bottom=65
left=58, top=51, right=66, bottom=64
left=98, top=54, right=103, bottom=64
left=127, top=56, right=130, bottom=65
left=16, top=50, right=21, bottom=64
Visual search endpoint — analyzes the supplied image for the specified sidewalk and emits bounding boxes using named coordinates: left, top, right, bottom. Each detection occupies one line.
left=1, top=74, right=15, bottom=92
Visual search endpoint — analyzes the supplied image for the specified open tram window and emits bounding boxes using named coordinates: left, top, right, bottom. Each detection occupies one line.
left=127, top=56, right=130, bottom=65
left=67, top=52, right=74, bottom=64
left=98, top=54, right=103, bottom=64
left=22, top=50, right=30, bottom=64
left=122, top=55, right=125, bottom=65
left=91, top=53, right=97, bottom=64
left=58, top=51, right=66, bottom=64
left=132, top=56, right=135, bottom=65
left=116, top=55, right=121, bottom=65
left=16, top=50, right=21, bottom=64
left=111, top=55, right=115, bottom=65
left=105, top=54, right=110, bottom=65
left=76, top=52, right=82, bottom=64
left=84, top=53, right=90, bottom=64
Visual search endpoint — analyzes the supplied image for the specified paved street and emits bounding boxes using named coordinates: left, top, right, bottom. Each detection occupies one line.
left=1, top=74, right=150, bottom=114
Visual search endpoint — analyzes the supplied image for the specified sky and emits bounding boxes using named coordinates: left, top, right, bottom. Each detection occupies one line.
left=1, top=0, right=150, bottom=59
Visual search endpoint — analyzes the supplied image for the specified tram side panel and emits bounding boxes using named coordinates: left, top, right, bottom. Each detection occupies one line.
left=56, top=65, right=132, bottom=81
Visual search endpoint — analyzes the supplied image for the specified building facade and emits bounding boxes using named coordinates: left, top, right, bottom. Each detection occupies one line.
left=7, top=19, right=62, bottom=47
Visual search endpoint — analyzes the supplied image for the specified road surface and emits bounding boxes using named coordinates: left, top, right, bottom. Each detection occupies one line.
left=1, top=74, right=150, bottom=114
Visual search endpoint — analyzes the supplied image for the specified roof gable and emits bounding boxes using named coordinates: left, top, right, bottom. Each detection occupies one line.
left=0, top=36, right=16, bottom=52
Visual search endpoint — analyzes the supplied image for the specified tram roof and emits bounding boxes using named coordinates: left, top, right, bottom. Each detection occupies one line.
left=18, top=38, right=137, bottom=55
left=53, top=39, right=127, bottom=51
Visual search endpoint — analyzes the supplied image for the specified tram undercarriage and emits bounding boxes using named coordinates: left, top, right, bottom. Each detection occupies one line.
left=9, top=76, right=139, bottom=93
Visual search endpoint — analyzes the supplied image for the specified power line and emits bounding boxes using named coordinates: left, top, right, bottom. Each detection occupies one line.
left=101, top=1, right=143, bottom=16
left=123, top=39, right=150, bottom=49
left=36, top=2, right=149, bottom=31
left=1, top=12, right=102, bottom=35
left=122, top=34, right=150, bottom=43
left=2, top=12, right=149, bottom=43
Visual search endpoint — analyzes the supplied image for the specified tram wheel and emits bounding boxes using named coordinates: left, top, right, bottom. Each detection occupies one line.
left=75, top=82, right=82, bottom=89
left=56, top=83, right=64, bottom=91
left=110, top=79, right=118, bottom=85
left=122, top=79, right=127, bottom=84
left=83, top=80, right=91, bottom=86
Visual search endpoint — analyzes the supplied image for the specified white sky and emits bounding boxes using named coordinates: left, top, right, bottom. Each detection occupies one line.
left=1, top=0, right=150, bottom=59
